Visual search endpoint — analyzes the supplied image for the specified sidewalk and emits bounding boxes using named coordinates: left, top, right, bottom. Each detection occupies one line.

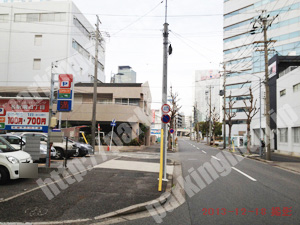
left=0, top=145, right=174, bottom=224
left=227, top=146, right=300, bottom=174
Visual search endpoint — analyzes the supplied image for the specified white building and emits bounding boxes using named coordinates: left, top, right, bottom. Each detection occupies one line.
left=223, top=0, right=300, bottom=143
left=194, top=70, right=221, bottom=122
left=276, top=67, right=300, bottom=156
left=114, top=66, right=136, bottom=83
left=0, top=0, right=105, bottom=88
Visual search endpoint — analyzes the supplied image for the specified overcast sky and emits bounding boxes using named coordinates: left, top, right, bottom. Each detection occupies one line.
left=73, top=0, right=224, bottom=116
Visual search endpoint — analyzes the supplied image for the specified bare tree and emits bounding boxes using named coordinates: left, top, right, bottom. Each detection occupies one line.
left=225, top=92, right=237, bottom=150
left=168, top=86, right=182, bottom=150
left=243, top=87, right=259, bottom=154
left=211, top=107, right=220, bottom=146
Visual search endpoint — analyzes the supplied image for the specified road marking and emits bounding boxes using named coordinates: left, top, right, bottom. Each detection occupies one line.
left=232, top=167, right=257, bottom=182
left=211, top=156, right=221, bottom=161
left=192, top=145, right=195, bottom=147
left=197, top=147, right=200, bottom=150
left=202, top=150, right=207, bottom=154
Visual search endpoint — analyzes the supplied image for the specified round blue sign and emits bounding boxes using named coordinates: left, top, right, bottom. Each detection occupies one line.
left=161, top=114, right=171, bottom=124
left=170, top=128, right=174, bottom=134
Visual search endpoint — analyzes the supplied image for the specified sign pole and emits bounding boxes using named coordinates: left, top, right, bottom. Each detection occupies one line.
left=110, top=125, right=114, bottom=151
left=98, top=123, right=101, bottom=152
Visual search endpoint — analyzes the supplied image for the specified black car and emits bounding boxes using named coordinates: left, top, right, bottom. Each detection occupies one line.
left=64, top=138, right=94, bottom=157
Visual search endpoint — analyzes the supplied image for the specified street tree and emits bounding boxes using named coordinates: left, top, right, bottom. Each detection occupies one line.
left=225, top=92, right=237, bottom=150
left=211, top=107, right=220, bottom=145
left=168, top=86, right=182, bottom=150
left=243, top=87, right=259, bottom=154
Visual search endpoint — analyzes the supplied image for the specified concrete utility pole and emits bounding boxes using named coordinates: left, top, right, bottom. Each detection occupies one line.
left=161, top=0, right=169, bottom=180
left=91, top=15, right=101, bottom=151
left=209, top=86, right=212, bottom=145
left=263, top=18, right=271, bottom=160
left=252, top=12, right=277, bottom=160
left=222, top=64, right=227, bottom=149
left=46, top=62, right=56, bottom=167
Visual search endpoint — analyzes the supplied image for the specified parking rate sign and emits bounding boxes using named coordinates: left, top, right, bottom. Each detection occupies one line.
left=0, top=98, right=50, bottom=132
left=57, top=74, right=74, bottom=112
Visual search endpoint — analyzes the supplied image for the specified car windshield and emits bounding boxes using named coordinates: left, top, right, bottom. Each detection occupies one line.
left=0, top=137, right=17, bottom=152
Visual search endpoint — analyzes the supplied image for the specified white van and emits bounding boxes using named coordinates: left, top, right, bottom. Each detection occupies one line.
left=0, top=136, right=33, bottom=184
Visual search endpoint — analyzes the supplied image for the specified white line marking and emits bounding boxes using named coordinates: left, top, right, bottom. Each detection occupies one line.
left=202, top=150, right=207, bottom=154
left=192, top=145, right=195, bottom=147
left=197, top=147, right=200, bottom=150
left=232, top=167, right=257, bottom=181
left=212, top=156, right=221, bottom=161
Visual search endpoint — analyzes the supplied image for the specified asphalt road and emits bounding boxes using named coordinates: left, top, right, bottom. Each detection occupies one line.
left=116, top=138, right=300, bottom=225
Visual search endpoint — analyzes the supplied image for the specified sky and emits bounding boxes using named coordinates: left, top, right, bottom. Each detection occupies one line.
left=73, top=0, right=224, bottom=116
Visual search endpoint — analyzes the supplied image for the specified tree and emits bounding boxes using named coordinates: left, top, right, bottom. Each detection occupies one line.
left=198, top=121, right=209, bottom=137
left=211, top=107, right=220, bottom=145
left=168, top=86, right=182, bottom=150
left=242, top=87, right=259, bottom=154
left=225, top=92, right=237, bottom=150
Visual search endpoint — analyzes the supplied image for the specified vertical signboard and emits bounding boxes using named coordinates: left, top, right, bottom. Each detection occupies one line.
left=0, top=98, right=49, bottom=132
left=57, top=74, right=74, bottom=112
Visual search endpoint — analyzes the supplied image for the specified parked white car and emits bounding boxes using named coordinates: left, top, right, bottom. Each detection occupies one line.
left=0, top=134, right=56, bottom=162
left=0, top=136, right=33, bottom=184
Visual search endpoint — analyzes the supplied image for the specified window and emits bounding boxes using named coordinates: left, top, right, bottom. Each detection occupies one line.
left=293, top=127, right=300, bottom=143
left=33, top=59, right=41, bottom=70
left=0, top=14, right=9, bottom=23
left=73, top=17, right=90, bottom=39
left=280, top=89, right=286, bottom=97
left=129, top=99, right=140, bottom=106
left=14, top=13, right=66, bottom=23
left=293, top=83, right=300, bottom=92
left=72, top=39, right=90, bottom=60
left=34, top=35, right=42, bottom=46
left=279, top=128, right=288, bottom=143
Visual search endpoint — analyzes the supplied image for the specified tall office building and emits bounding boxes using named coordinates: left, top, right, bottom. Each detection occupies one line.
left=194, top=70, right=221, bottom=122
left=114, top=66, right=137, bottom=83
left=0, top=0, right=106, bottom=87
left=223, top=0, right=300, bottom=146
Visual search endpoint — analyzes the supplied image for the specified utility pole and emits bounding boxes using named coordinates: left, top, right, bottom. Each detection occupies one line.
left=263, top=17, right=271, bottom=160
left=91, top=15, right=101, bottom=152
left=252, top=11, right=277, bottom=160
left=209, top=86, right=212, bottom=146
left=46, top=62, right=56, bottom=167
left=161, top=0, right=169, bottom=180
left=222, top=64, right=227, bottom=149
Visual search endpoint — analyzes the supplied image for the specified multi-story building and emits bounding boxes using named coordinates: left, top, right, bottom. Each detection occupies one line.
left=0, top=0, right=105, bottom=87
left=194, top=70, right=221, bottom=122
left=223, top=0, right=300, bottom=146
left=112, top=66, right=136, bottom=83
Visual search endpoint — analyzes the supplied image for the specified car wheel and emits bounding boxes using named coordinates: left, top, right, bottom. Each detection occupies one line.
left=0, top=167, right=9, bottom=185
left=54, top=148, right=64, bottom=160
left=73, top=150, right=80, bottom=157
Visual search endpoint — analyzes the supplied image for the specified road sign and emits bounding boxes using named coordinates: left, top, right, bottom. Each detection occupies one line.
left=0, top=98, right=49, bottom=132
left=161, top=104, right=171, bottom=114
left=111, top=119, right=116, bottom=127
left=161, top=114, right=171, bottom=124
left=170, top=128, right=174, bottom=134
left=57, top=100, right=72, bottom=112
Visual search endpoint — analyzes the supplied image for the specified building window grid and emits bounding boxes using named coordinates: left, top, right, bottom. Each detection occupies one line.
left=293, top=127, right=300, bottom=143
left=73, top=17, right=90, bottom=39
left=72, top=39, right=90, bottom=60
left=14, top=13, right=66, bottom=23
left=293, top=83, right=300, bottom=92
left=0, top=14, right=9, bottom=23
left=279, top=128, right=288, bottom=143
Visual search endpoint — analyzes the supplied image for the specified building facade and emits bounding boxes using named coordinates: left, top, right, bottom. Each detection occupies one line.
left=113, top=66, right=136, bottom=83
left=0, top=0, right=105, bottom=87
left=223, top=0, right=300, bottom=145
left=194, top=70, right=221, bottom=122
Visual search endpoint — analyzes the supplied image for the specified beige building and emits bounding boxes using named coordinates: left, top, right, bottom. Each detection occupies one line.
left=0, top=82, right=152, bottom=145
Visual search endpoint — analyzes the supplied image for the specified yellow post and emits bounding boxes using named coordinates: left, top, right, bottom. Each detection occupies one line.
left=81, top=132, right=88, bottom=144
left=158, top=129, right=164, bottom=192
left=232, top=140, right=235, bottom=153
